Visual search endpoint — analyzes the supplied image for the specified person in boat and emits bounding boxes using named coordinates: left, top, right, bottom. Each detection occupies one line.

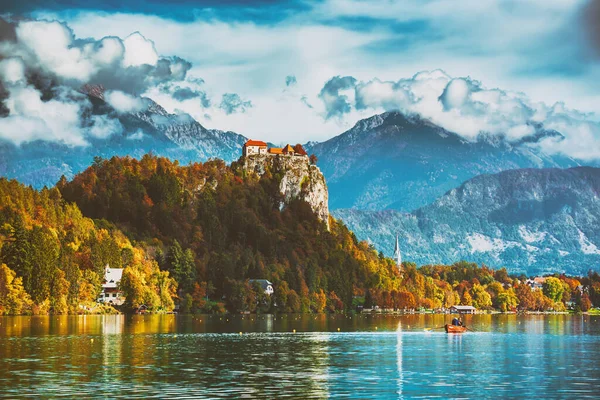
left=458, top=317, right=463, bottom=326
left=452, top=317, right=459, bottom=326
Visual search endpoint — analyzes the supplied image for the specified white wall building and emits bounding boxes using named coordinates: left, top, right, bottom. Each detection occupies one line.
left=243, top=140, right=268, bottom=156
left=249, top=279, right=274, bottom=295
left=98, top=266, right=125, bottom=306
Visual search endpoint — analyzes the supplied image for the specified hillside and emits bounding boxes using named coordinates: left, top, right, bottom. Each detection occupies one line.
left=57, top=154, right=402, bottom=312
left=308, top=111, right=582, bottom=211
left=0, top=177, right=174, bottom=315
left=334, top=167, right=600, bottom=275
left=1, top=156, right=598, bottom=315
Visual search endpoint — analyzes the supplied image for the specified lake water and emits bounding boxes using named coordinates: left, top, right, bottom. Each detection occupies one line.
left=0, top=314, right=599, bottom=399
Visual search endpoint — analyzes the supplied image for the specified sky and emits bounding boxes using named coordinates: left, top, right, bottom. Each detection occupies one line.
left=1, top=0, right=600, bottom=158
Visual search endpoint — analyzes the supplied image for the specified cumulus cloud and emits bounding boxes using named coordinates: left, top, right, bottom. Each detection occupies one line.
left=0, top=83, right=89, bottom=146
left=319, top=70, right=600, bottom=160
left=0, top=17, right=195, bottom=146
left=87, top=115, right=123, bottom=139
left=319, top=75, right=357, bottom=119
left=104, top=90, right=147, bottom=113
left=0, top=18, right=191, bottom=94
left=122, top=32, right=158, bottom=67
left=220, top=93, right=252, bottom=114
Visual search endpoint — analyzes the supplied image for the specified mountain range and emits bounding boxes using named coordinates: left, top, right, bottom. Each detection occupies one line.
left=334, top=167, right=600, bottom=275
left=1, top=91, right=599, bottom=275
left=307, top=111, right=581, bottom=212
left=0, top=86, right=248, bottom=188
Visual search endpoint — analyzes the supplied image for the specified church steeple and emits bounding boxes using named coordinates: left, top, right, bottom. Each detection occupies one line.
left=394, top=234, right=402, bottom=271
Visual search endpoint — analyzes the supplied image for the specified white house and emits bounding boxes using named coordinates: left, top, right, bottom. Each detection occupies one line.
left=98, top=265, right=125, bottom=306
left=243, top=140, right=268, bottom=156
left=249, top=279, right=274, bottom=295
left=526, top=277, right=546, bottom=291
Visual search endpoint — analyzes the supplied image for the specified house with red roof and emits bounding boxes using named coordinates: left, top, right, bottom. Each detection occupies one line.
left=243, top=139, right=268, bottom=156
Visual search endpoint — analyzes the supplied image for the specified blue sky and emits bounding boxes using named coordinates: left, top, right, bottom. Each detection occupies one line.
left=2, top=0, right=600, bottom=157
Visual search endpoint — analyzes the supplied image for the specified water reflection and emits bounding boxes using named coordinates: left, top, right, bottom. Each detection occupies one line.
left=0, top=314, right=599, bottom=398
left=396, top=322, right=403, bottom=399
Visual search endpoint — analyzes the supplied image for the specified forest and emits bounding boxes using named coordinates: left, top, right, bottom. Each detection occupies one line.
left=0, top=154, right=599, bottom=315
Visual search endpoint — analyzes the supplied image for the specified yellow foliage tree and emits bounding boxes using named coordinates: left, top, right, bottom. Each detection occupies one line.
left=0, top=263, right=33, bottom=315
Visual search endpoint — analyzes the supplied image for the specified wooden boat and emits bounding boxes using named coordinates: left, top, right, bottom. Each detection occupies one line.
left=445, top=324, right=467, bottom=333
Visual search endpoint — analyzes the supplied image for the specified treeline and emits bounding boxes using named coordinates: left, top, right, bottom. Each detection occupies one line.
left=1, top=155, right=599, bottom=315
left=412, top=261, right=600, bottom=312
left=0, top=177, right=174, bottom=315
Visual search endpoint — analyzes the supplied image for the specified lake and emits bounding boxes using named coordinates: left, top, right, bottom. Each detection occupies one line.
left=0, top=314, right=599, bottom=399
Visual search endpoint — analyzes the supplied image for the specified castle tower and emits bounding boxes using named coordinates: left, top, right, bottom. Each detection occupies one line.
left=394, top=234, right=402, bottom=271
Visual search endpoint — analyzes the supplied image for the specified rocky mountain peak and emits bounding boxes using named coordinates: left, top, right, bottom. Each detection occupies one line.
left=80, top=84, right=106, bottom=100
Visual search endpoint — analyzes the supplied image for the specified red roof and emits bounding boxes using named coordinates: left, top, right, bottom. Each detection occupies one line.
left=293, top=144, right=307, bottom=155
left=244, top=139, right=268, bottom=147
left=282, top=144, right=295, bottom=153
left=268, top=147, right=283, bottom=154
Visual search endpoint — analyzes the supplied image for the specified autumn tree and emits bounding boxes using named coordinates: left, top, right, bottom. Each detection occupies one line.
left=543, top=277, right=564, bottom=303
left=515, top=284, right=536, bottom=311
left=497, top=290, right=519, bottom=312
left=396, top=291, right=416, bottom=310
left=0, top=264, right=33, bottom=315
left=310, top=289, right=327, bottom=313
left=470, top=284, right=492, bottom=309
left=580, top=293, right=592, bottom=312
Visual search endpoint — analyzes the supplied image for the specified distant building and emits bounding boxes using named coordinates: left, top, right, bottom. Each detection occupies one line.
left=526, top=277, right=546, bottom=291
left=243, top=140, right=268, bottom=156
left=282, top=144, right=295, bottom=155
left=293, top=144, right=308, bottom=156
left=243, top=140, right=308, bottom=158
left=249, top=279, right=274, bottom=295
left=267, top=147, right=283, bottom=155
left=450, top=305, right=476, bottom=314
left=394, top=234, right=402, bottom=271
left=98, top=266, right=125, bottom=306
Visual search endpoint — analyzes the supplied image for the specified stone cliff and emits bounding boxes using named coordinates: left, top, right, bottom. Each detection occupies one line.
left=243, top=154, right=329, bottom=228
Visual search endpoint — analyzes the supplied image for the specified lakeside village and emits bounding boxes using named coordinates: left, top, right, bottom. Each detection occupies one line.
left=90, top=139, right=600, bottom=316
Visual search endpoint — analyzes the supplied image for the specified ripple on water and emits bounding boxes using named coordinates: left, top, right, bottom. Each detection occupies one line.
left=0, top=315, right=600, bottom=398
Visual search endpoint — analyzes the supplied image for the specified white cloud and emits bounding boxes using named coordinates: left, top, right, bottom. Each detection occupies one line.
left=87, top=115, right=123, bottom=139
left=15, top=20, right=97, bottom=81
left=320, top=69, right=600, bottom=160
left=104, top=90, right=147, bottom=113
left=0, top=57, right=26, bottom=84
left=0, top=19, right=190, bottom=96
left=0, top=84, right=88, bottom=146
left=127, top=129, right=146, bottom=140
left=13, top=1, right=600, bottom=154
left=122, top=32, right=158, bottom=67
left=44, top=0, right=600, bottom=146
left=87, top=36, right=124, bottom=65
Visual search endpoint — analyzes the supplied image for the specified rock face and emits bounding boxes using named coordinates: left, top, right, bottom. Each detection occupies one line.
left=308, top=111, right=584, bottom=212
left=333, top=167, right=600, bottom=276
left=243, top=154, right=329, bottom=227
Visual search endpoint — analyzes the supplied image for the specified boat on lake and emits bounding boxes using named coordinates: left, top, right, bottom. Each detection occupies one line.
left=445, top=324, right=467, bottom=333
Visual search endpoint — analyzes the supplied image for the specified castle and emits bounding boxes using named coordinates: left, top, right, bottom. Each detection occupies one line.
left=243, top=140, right=308, bottom=158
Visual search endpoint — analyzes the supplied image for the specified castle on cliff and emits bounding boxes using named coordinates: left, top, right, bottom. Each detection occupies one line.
left=243, top=140, right=308, bottom=158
